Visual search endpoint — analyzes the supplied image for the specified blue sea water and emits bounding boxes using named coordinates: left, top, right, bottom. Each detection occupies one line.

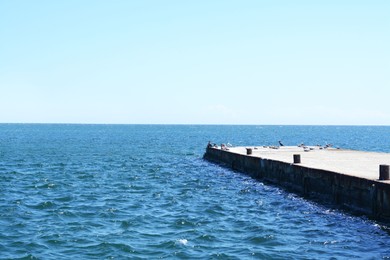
left=1, top=124, right=390, bottom=259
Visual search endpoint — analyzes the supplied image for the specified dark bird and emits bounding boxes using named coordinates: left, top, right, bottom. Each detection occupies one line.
left=278, top=140, right=284, bottom=146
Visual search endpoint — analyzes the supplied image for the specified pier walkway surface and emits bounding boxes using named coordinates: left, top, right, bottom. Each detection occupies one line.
left=228, top=146, right=390, bottom=182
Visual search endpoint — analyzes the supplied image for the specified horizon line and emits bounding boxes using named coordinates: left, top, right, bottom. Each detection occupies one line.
left=1, top=122, right=389, bottom=127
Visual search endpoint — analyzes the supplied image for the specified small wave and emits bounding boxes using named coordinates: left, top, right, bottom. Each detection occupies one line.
left=56, top=210, right=77, bottom=218
left=146, top=240, right=176, bottom=250
left=119, top=220, right=133, bottom=229
left=35, top=183, right=56, bottom=189
left=176, top=239, right=188, bottom=245
left=248, top=234, right=276, bottom=245
left=196, top=234, right=218, bottom=242
left=27, top=201, right=56, bottom=210
left=55, top=195, right=74, bottom=202
left=173, top=219, right=198, bottom=228
left=13, top=254, right=39, bottom=260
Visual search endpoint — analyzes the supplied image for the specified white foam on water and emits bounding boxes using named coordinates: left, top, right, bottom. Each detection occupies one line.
left=177, top=239, right=188, bottom=245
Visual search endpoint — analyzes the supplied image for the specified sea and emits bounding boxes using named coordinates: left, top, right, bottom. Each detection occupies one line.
left=1, top=124, right=390, bottom=259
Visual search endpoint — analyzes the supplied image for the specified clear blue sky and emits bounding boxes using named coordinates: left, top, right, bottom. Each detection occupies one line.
left=1, top=0, right=389, bottom=125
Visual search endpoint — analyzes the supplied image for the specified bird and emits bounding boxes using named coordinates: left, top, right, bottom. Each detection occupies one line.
left=278, top=140, right=284, bottom=146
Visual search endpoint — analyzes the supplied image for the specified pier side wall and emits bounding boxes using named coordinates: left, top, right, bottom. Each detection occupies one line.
left=204, top=147, right=390, bottom=222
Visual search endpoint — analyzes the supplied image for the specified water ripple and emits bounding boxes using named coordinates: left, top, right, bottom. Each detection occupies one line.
left=1, top=124, right=390, bottom=258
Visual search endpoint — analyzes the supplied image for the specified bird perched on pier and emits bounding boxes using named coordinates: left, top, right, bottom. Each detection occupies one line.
left=278, top=140, right=284, bottom=146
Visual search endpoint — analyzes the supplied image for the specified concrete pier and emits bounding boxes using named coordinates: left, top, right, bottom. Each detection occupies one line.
left=204, top=145, right=390, bottom=223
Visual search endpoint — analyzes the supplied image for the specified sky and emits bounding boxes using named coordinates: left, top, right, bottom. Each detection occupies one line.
left=0, top=0, right=389, bottom=125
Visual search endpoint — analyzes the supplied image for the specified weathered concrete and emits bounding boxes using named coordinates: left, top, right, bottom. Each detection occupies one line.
left=204, top=145, right=390, bottom=223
